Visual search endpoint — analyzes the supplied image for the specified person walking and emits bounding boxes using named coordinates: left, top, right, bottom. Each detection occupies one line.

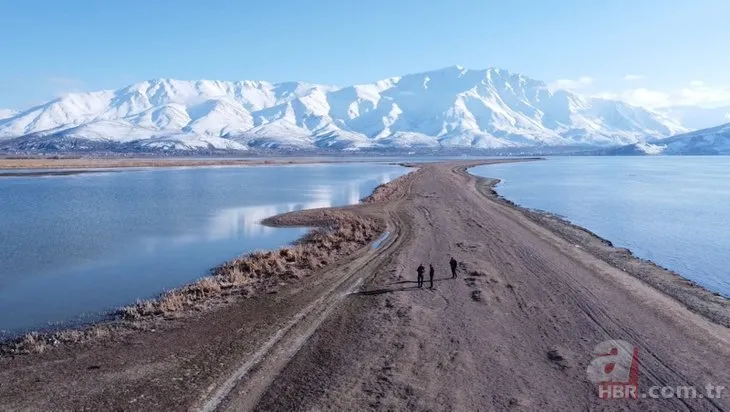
left=429, top=264, right=435, bottom=289
left=449, top=257, right=458, bottom=279
left=417, top=264, right=425, bottom=288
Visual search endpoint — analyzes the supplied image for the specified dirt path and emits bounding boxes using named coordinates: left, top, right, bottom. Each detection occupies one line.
left=2, top=160, right=729, bottom=411
left=246, top=162, right=730, bottom=411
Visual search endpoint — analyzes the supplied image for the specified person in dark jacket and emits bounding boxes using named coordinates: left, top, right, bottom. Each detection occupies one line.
left=449, top=257, right=458, bottom=279
left=429, top=264, right=435, bottom=289
left=417, top=264, right=425, bottom=288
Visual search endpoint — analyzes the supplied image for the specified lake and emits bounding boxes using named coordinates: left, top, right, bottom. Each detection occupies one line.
left=0, top=163, right=409, bottom=336
left=471, top=157, right=730, bottom=296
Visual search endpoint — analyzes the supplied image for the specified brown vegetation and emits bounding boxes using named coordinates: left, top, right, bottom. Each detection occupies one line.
left=1, top=326, right=113, bottom=356
left=0, top=213, right=383, bottom=356
left=1, top=213, right=383, bottom=355
left=362, top=167, right=417, bottom=203
left=0, top=170, right=401, bottom=358
left=120, top=214, right=382, bottom=320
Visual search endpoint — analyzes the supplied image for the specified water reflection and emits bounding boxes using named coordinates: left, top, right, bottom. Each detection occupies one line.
left=209, top=204, right=283, bottom=239
left=0, top=164, right=407, bottom=336
left=206, top=193, right=334, bottom=240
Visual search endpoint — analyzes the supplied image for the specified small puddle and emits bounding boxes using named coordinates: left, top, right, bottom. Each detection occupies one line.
left=371, top=231, right=390, bottom=249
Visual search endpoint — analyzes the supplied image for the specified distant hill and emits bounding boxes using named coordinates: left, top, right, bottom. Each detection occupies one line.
left=607, top=123, right=730, bottom=155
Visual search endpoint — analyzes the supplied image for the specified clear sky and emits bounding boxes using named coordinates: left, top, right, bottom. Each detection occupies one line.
left=1, top=0, right=729, bottom=109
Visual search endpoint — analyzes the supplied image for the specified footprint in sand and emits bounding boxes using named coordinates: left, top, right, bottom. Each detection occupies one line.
left=464, top=277, right=478, bottom=288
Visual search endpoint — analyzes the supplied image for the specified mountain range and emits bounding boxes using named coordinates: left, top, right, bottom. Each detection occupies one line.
left=610, top=122, right=730, bottom=155
left=0, top=66, right=721, bottom=153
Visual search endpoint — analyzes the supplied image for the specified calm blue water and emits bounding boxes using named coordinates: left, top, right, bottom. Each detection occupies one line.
left=0, top=163, right=408, bottom=336
left=471, top=157, right=730, bottom=296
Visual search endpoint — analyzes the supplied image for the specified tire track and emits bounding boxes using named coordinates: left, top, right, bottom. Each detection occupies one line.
left=205, top=197, right=416, bottom=411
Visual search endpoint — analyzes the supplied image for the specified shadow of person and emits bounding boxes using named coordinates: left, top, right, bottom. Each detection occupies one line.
left=386, top=278, right=451, bottom=286
left=386, top=280, right=420, bottom=286
left=352, top=286, right=420, bottom=296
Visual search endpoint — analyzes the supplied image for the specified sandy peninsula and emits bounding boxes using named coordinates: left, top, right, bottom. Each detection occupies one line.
left=1, top=160, right=729, bottom=411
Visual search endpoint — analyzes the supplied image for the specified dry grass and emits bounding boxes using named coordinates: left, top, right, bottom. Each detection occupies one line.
left=362, top=165, right=416, bottom=203
left=1, top=325, right=113, bottom=356
left=119, top=214, right=382, bottom=320
left=0, top=213, right=382, bottom=356
left=1, top=170, right=403, bottom=356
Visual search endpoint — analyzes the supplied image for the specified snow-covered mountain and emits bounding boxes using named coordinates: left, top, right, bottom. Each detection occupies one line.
left=0, top=109, right=17, bottom=120
left=0, top=66, right=686, bottom=152
left=610, top=122, right=730, bottom=155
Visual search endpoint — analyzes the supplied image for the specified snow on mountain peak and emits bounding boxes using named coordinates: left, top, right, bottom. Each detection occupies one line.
left=612, top=121, right=730, bottom=155
left=0, top=109, right=17, bottom=120
left=0, top=66, right=688, bottom=151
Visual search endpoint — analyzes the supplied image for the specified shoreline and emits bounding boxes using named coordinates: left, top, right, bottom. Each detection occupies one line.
left=247, top=161, right=730, bottom=411
left=2, top=159, right=726, bottom=340
left=0, top=163, right=421, bottom=350
left=0, top=169, right=121, bottom=177
left=119, top=211, right=385, bottom=322
left=2, top=158, right=726, bottom=344
left=0, top=156, right=494, bottom=172
left=0, top=213, right=384, bottom=351
left=2, top=159, right=729, bottom=410
left=6, top=160, right=724, bottom=341
left=469, top=170, right=730, bottom=328
left=0, top=157, right=399, bottom=173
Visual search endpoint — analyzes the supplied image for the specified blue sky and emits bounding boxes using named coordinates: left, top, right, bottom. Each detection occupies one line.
left=1, top=0, right=729, bottom=109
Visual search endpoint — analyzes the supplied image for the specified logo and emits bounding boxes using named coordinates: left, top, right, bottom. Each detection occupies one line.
left=586, top=340, right=640, bottom=399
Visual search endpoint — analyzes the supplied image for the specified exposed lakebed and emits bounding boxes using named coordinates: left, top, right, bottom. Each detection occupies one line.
left=0, top=163, right=409, bottom=336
